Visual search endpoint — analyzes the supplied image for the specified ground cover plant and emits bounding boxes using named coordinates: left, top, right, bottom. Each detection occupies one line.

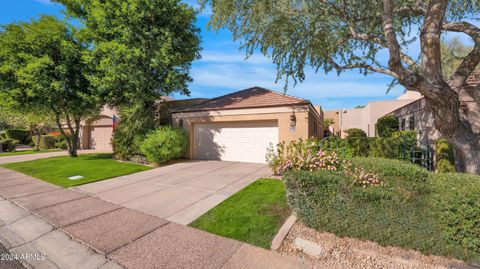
left=1, top=153, right=151, bottom=187
left=190, top=179, right=290, bottom=248
left=283, top=157, right=480, bottom=262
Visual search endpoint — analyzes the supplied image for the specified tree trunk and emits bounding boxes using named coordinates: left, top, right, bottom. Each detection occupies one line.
left=450, top=120, right=480, bottom=174
left=427, top=87, right=480, bottom=174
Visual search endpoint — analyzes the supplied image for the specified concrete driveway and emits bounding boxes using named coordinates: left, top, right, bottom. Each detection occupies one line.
left=73, top=161, right=272, bottom=225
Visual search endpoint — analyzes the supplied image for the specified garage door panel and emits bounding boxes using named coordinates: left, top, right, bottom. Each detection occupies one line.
left=194, top=121, right=278, bottom=163
left=90, top=126, right=113, bottom=151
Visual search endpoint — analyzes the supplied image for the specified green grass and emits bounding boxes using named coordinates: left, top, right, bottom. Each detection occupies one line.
left=0, top=149, right=61, bottom=157
left=1, top=153, right=151, bottom=187
left=189, top=179, right=290, bottom=248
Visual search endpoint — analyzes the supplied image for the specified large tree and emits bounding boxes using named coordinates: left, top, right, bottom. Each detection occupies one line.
left=0, top=16, right=100, bottom=157
left=206, top=0, right=480, bottom=174
left=56, top=0, right=201, bottom=159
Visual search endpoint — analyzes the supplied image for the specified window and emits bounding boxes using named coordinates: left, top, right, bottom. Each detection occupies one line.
left=313, top=121, right=318, bottom=135
left=401, top=118, right=406, bottom=130
left=409, top=116, right=415, bottom=131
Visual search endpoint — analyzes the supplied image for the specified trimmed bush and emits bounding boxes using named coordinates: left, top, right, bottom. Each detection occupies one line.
left=435, top=139, right=455, bottom=173
left=0, top=139, right=18, bottom=152
left=32, top=135, right=56, bottom=149
left=5, top=129, right=30, bottom=144
left=140, top=125, right=187, bottom=164
left=344, top=128, right=367, bottom=137
left=283, top=157, right=480, bottom=262
left=376, top=115, right=399, bottom=137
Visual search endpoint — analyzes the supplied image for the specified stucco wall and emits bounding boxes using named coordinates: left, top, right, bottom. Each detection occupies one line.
left=172, top=105, right=320, bottom=159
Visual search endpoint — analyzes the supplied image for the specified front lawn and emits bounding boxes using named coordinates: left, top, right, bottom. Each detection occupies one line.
left=1, top=153, right=151, bottom=187
left=0, top=149, right=61, bottom=157
left=189, top=179, right=290, bottom=249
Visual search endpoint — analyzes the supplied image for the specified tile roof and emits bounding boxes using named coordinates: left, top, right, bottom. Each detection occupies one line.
left=174, top=86, right=309, bottom=112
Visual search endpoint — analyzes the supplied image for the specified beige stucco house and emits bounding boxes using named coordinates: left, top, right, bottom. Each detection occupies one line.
left=323, top=91, right=422, bottom=137
left=391, top=71, right=480, bottom=146
left=172, top=87, right=323, bottom=163
left=78, top=106, right=119, bottom=151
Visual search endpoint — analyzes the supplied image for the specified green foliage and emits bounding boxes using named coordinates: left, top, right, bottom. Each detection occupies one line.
left=190, top=179, right=290, bottom=248
left=344, top=128, right=367, bottom=138
left=58, top=0, right=201, bottom=106
left=431, top=173, right=480, bottom=260
left=0, top=16, right=100, bottom=156
left=32, top=135, right=57, bottom=149
left=376, top=115, right=399, bottom=137
left=5, top=129, right=30, bottom=144
left=0, top=139, right=18, bottom=152
left=441, top=37, right=478, bottom=78
left=283, top=158, right=480, bottom=262
left=435, top=139, right=456, bottom=173
left=139, top=125, right=187, bottom=164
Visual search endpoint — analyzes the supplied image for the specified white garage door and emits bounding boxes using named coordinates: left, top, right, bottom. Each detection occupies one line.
left=89, top=126, right=113, bottom=151
left=194, top=121, right=278, bottom=163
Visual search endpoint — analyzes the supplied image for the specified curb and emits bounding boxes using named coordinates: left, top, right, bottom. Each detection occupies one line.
left=271, top=214, right=297, bottom=251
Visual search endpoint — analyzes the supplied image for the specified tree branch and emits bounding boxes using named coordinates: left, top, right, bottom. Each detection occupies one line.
left=442, top=21, right=480, bottom=42
left=328, top=58, right=399, bottom=79
left=420, top=0, right=448, bottom=82
left=382, top=0, right=405, bottom=75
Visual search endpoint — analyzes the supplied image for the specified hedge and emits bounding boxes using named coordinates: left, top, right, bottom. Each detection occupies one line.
left=283, top=157, right=480, bottom=262
left=0, top=139, right=19, bottom=152
left=32, top=135, right=57, bottom=149
left=5, top=129, right=30, bottom=144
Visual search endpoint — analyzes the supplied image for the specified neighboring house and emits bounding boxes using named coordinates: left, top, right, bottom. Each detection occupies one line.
left=391, top=71, right=480, bottom=146
left=76, top=98, right=209, bottom=151
left=323, top=91, right=422, bottom=137
left=172, top=87, right=323, bottom=163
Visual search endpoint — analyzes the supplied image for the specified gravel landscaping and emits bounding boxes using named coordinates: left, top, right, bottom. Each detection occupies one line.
left=279, top=222, right=473, bottom=269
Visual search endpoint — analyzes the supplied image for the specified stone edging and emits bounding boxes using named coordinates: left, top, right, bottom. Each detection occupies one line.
left=271, top=214, right=297, bottom=251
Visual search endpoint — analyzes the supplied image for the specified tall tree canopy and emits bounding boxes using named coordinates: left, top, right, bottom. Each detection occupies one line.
left=0, top=16, right=99, bottom=157
left=207, top=0, right=480, bottom=174
left=56, top=0, right=201, bottom=159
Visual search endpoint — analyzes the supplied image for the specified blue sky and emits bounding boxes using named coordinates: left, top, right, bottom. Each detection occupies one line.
left=0, top=0, right=474, bottom=110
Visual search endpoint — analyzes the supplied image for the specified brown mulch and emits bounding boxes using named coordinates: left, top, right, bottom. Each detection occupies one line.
left=279, top=222, right=475, bottom=269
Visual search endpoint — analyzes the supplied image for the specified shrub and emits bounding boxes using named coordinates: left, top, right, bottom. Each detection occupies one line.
left=318, top=137, right=355, bottom=158
left=5, top=129, right=30, bottom=144
left=435, top=139, right=455, bottom=173
left=376, top=115, right=399, bottom=137
left=283, top=157, right=480, bottom=262
left=0, top=139, right=18, bottom=152
left=431, top=173, right=480, bottom=261
left=0, top=131, right=6, bottom=139
left=139, top=125, right=187, bottom=164
left=344, top=128, right=367, bottom=137
left=266, top=138, right=342, bottom=175
left=32, top=135, right=56, bottom=149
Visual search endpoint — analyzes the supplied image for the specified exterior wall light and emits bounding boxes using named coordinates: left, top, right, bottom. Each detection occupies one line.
left=290, top=111, right=296, bottom=132
left=178, top=119, right=184, bottom=128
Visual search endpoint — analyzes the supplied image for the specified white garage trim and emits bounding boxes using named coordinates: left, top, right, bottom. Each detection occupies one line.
left=193, top=121, right=278, bottom=163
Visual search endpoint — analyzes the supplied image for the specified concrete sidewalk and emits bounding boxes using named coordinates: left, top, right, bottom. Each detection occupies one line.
left=0, top=150, right=111, bottom=165
left=0, top=168, right=319, bottom=269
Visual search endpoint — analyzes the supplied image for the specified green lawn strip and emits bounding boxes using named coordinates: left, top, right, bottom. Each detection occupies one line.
left=1, top=153, right=151, bottom=187
left=189, top=178, right=291, bottom=249
left=0, top=149, right=62, bottom=157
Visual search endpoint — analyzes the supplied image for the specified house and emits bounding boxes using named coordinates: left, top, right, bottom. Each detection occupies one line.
left=391, top=71, right=480, bottom=146
left=172, top=87, right=323, bottom=163
left=78, top=98, right=210, bottom=151
left=323, top=91, right=422, bottom=137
